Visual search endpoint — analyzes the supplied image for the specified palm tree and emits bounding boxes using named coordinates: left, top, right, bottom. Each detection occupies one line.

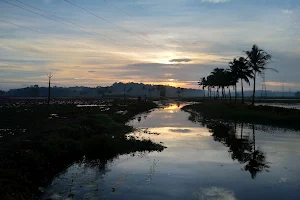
left=236, top=57, right=253, bottom=104
left=224, top=69, right=235, bottom=102
left=229, top=59, right=239, bottom=102
left=198, top=77, right=207, bottom=98
left=206, top=75, right=214, bottom=98
left=210, top=68, right=224, bottom=98
left=244, top=45, right=275, bottom=105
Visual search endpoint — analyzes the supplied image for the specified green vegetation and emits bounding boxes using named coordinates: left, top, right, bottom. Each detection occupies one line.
left=171, top=97, right=300, bottom=104
left=182, top=101, right=300, bottom=130
left=198, top=44, right=276, bottom=105
left=0, top=99, right=164, bottom=200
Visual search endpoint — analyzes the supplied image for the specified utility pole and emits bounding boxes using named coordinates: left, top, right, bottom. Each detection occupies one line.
left=123, top=86, right=126, bottom=100
left=281, top=82, right=285, bottom=98
left=47, top=73, right=53, bottom=105
left=261, top=71, right=267, bottom=98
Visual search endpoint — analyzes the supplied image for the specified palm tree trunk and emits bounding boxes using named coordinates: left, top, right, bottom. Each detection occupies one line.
left=252, top=123, right=255, bottom=153
left=241, top=122, right=244, bottom=139
left=234, top=121, right=237, bottom=133
left=221, top=87, right=224, bottom=99
left=235, top=84, right=237, bottom=102
left=252, top=72, right=256, bottom=105
left=241, top=80, right=244, bottom=104
left=228, top=87, right=232, bottom=102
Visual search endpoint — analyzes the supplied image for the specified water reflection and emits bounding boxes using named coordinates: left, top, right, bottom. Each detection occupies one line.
left=189, top=112, right=269, bottom=179
left=194, top=187, right=237, bottom=200
left=42, top=102, right=300, bottom=200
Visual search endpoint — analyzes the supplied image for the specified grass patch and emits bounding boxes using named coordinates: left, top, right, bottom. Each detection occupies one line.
left=0, top=99, right=164, bottom=200
left=182, top=101, right=300, bottom=130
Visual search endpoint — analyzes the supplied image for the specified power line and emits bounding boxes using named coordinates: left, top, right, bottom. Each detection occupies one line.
left=103, top=0, right=186, bottom=50
left=0, top=19, right=136, bottom=63
left=3, top=0, right=228, bottom=67
left=12, top=0, right=160, bottom=61
left=1, top=0, right=227, bottom=77
left=0, top=0, right=140, bottom=62
left=63, top=0, right=182, bottom=57
left=0, top=0, right=94, bottom=37
left=103, top=0, right=228, bottom=65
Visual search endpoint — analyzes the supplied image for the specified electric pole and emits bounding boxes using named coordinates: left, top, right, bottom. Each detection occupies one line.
left=47, top=73, right=53, bottom=105
left=261, top=71, right=267, bottom=98
left=281, top=82, right=285, bottom=98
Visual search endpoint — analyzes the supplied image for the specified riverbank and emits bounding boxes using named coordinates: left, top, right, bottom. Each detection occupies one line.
left=164, top=97, right=300, bottom=104
left=182, top=101, right=300, bottom=130
left=0, top=99, right=164, bottom=200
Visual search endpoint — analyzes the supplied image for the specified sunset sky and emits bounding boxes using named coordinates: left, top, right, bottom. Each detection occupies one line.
left=0, top=0, right=299, bottom=91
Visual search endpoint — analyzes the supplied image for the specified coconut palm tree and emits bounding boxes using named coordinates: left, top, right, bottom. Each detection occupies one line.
left=244, top=45, right=276, bottom=105
left=206, top=75, right=214, bottom=98
left=198, top=77, right=207, bottom=98
left=229, top=59, right=240, bottom=102
left=210, top=68, right=226, bottom=98
left=224, top=69, right=236, bottom=102
left=234, top=57, right=253, bottom=104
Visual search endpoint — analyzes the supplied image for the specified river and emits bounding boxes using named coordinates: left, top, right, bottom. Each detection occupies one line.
left=41, top=102, right=300, bottom=200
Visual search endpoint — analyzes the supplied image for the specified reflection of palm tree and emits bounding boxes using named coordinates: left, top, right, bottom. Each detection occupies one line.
left=209, top=123, right=251, bottom=164
left=244, top=124, right=269, bottom=179
left=188, top=112, right=269, bottom=179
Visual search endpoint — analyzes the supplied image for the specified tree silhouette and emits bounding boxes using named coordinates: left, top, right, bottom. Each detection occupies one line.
left=244, top=45, right=275, bottom=105
left=199, top=44, right=277, bottom=104
left=229, top=57, right=253, bottom=104
left=198, top=77, right=207, bottom=98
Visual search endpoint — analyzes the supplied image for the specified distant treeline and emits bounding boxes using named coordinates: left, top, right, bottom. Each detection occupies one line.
left=0, top=83, right=298, bottom=98
left=0, top=82, right=203, bottom=98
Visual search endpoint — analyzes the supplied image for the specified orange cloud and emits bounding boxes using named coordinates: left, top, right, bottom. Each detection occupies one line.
left=265, top=82, right=297, bottom=87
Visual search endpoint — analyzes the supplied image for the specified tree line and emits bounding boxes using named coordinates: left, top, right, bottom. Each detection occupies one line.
left=198, top=44, right=277, bottom=105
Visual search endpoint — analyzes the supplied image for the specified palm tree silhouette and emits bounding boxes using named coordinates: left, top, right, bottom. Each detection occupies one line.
left=244, top=45, right=275, bottom=105
left=198, top=77, right=207, bottom=98
left=244, top=124, right=269, bottom=179
left=228, top=64, right=239, bottom=102
left=229, top=57, right=253, bottom=104
left=210, top=68, right=225, bottom=98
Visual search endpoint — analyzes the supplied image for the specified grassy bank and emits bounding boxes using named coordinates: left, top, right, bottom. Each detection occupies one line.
left=0, top=99, right=164, bottom=200
left=167, top=97, right=300, bottom=104
left=182, top=101, right=300, bottom=130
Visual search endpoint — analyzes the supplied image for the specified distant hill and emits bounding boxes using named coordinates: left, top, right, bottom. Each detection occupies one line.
left=0, top=82, right=204, bottom=98
left=1, top=82, right=298, bottom=98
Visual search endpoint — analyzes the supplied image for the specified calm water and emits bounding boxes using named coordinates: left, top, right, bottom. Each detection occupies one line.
left=41, top=102, right=300, bottom=200
left=256, top=103, right=300, bottom=110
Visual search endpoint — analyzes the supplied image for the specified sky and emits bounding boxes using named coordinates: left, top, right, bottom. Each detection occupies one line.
left=0, top=0, right=300, bottom=91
